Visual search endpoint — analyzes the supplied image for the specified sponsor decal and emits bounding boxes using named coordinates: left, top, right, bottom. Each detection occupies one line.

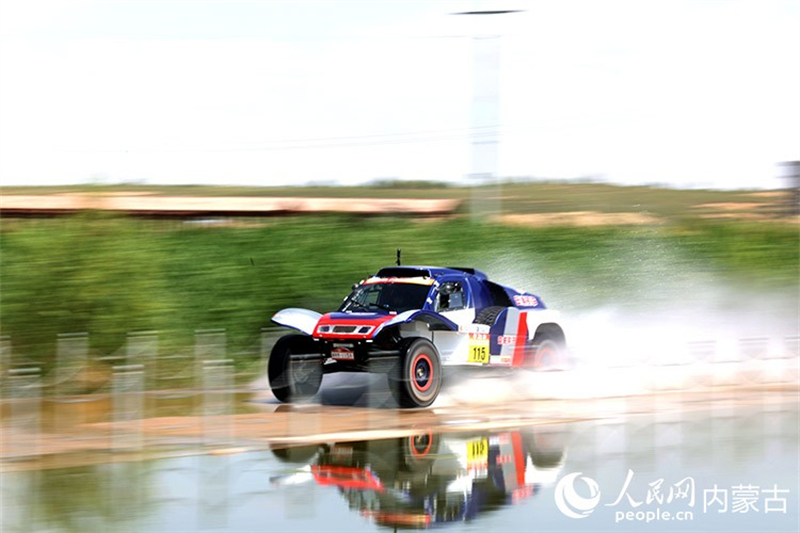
left=364, top=277, right=434, bottom=286
left=498, top=335, right=516, bottom=346
left=513, top=295, right=539, bottom=307
left=468, top=332, right=490, bottom=363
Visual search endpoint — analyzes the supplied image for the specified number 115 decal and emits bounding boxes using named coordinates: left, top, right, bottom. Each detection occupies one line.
left=468, top=332, right=490, bottom=363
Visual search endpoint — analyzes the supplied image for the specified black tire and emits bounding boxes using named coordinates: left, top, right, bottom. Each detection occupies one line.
left=268, top=334, right=323, bottom=403
left=474, top=306, right=505, bottom=326
left=525, top=429, right=568, bottom=469
left=388, top=338, right=442, bottom=408
left=270, top=443, right=322, bottom=464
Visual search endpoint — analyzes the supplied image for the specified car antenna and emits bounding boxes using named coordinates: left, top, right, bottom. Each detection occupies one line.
left=396, top=248, right=401, bottom=266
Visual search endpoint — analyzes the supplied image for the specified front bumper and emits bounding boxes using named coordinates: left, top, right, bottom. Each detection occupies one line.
left=300, top=337, right=401, bottom=374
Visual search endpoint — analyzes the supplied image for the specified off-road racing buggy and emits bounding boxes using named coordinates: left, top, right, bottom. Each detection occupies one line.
left=268, top=266, right=566, bottom=408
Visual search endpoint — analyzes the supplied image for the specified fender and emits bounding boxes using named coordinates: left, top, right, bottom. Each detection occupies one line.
left=524, top=309, right=562, bottom=337
left=272, top=308, right=322, bottom=336
left=489, top=307, right=563, bottom=362
left=372, top=309, right=458, bottom=337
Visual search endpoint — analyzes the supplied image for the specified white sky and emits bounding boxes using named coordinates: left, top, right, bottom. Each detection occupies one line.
left=0, top=0, right=798, bottom=189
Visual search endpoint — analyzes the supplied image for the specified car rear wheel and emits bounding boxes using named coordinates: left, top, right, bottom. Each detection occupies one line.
left=526, top=331, right=568, bottom=371
left=388, top=338, right=442, bottom=408
left=268, top=334, right=323, bottom=402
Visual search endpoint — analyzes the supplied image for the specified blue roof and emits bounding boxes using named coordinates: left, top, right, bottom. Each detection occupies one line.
left=375, top=266, right=488, bottom=280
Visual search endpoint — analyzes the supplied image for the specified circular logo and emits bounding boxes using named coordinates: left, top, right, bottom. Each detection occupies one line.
left=554, top=472, right=601, bottom=519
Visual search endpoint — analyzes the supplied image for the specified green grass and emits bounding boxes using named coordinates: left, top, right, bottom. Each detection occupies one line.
left=1, top=212, right=797, bottom=376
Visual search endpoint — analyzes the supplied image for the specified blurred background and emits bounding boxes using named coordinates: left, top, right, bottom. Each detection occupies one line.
left=0, top=1, right=798, bottom=532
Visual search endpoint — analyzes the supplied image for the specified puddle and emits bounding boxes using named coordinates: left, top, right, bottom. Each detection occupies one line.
left=2, top=397, right=797, bottom=532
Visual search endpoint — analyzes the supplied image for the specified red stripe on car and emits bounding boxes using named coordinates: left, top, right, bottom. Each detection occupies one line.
left=512, top=311, right=528, bottom=367
left=511, top=431, right=526, bottom=487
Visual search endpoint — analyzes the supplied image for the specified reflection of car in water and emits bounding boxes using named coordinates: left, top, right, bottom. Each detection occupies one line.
left=271, top=426, right=568, bottom=529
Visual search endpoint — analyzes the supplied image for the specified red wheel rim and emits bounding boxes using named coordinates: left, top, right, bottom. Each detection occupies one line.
left=409, top=432, right=433, bottom=456
left=535, top=343, right=557, bottom=369
left=411, top=353, right=433, bottom=392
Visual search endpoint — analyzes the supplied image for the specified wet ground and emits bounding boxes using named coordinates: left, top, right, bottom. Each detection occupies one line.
left=1, top=363, right=799, bottom=532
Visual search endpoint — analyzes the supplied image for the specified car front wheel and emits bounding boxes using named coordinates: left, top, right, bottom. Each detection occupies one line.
left=268, top=334, right=323, bottom=403
left=389, top=338, right=442, bottom=408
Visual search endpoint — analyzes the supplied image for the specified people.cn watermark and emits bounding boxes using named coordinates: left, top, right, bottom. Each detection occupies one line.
left=555, top=469, right=791, bottom=524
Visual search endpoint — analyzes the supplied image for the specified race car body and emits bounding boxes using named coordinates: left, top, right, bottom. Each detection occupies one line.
left=269, top=266, right=566, bottom=407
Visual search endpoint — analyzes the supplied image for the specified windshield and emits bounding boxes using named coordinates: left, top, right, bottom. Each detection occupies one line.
left=340, top=282, right=431, bottom=314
